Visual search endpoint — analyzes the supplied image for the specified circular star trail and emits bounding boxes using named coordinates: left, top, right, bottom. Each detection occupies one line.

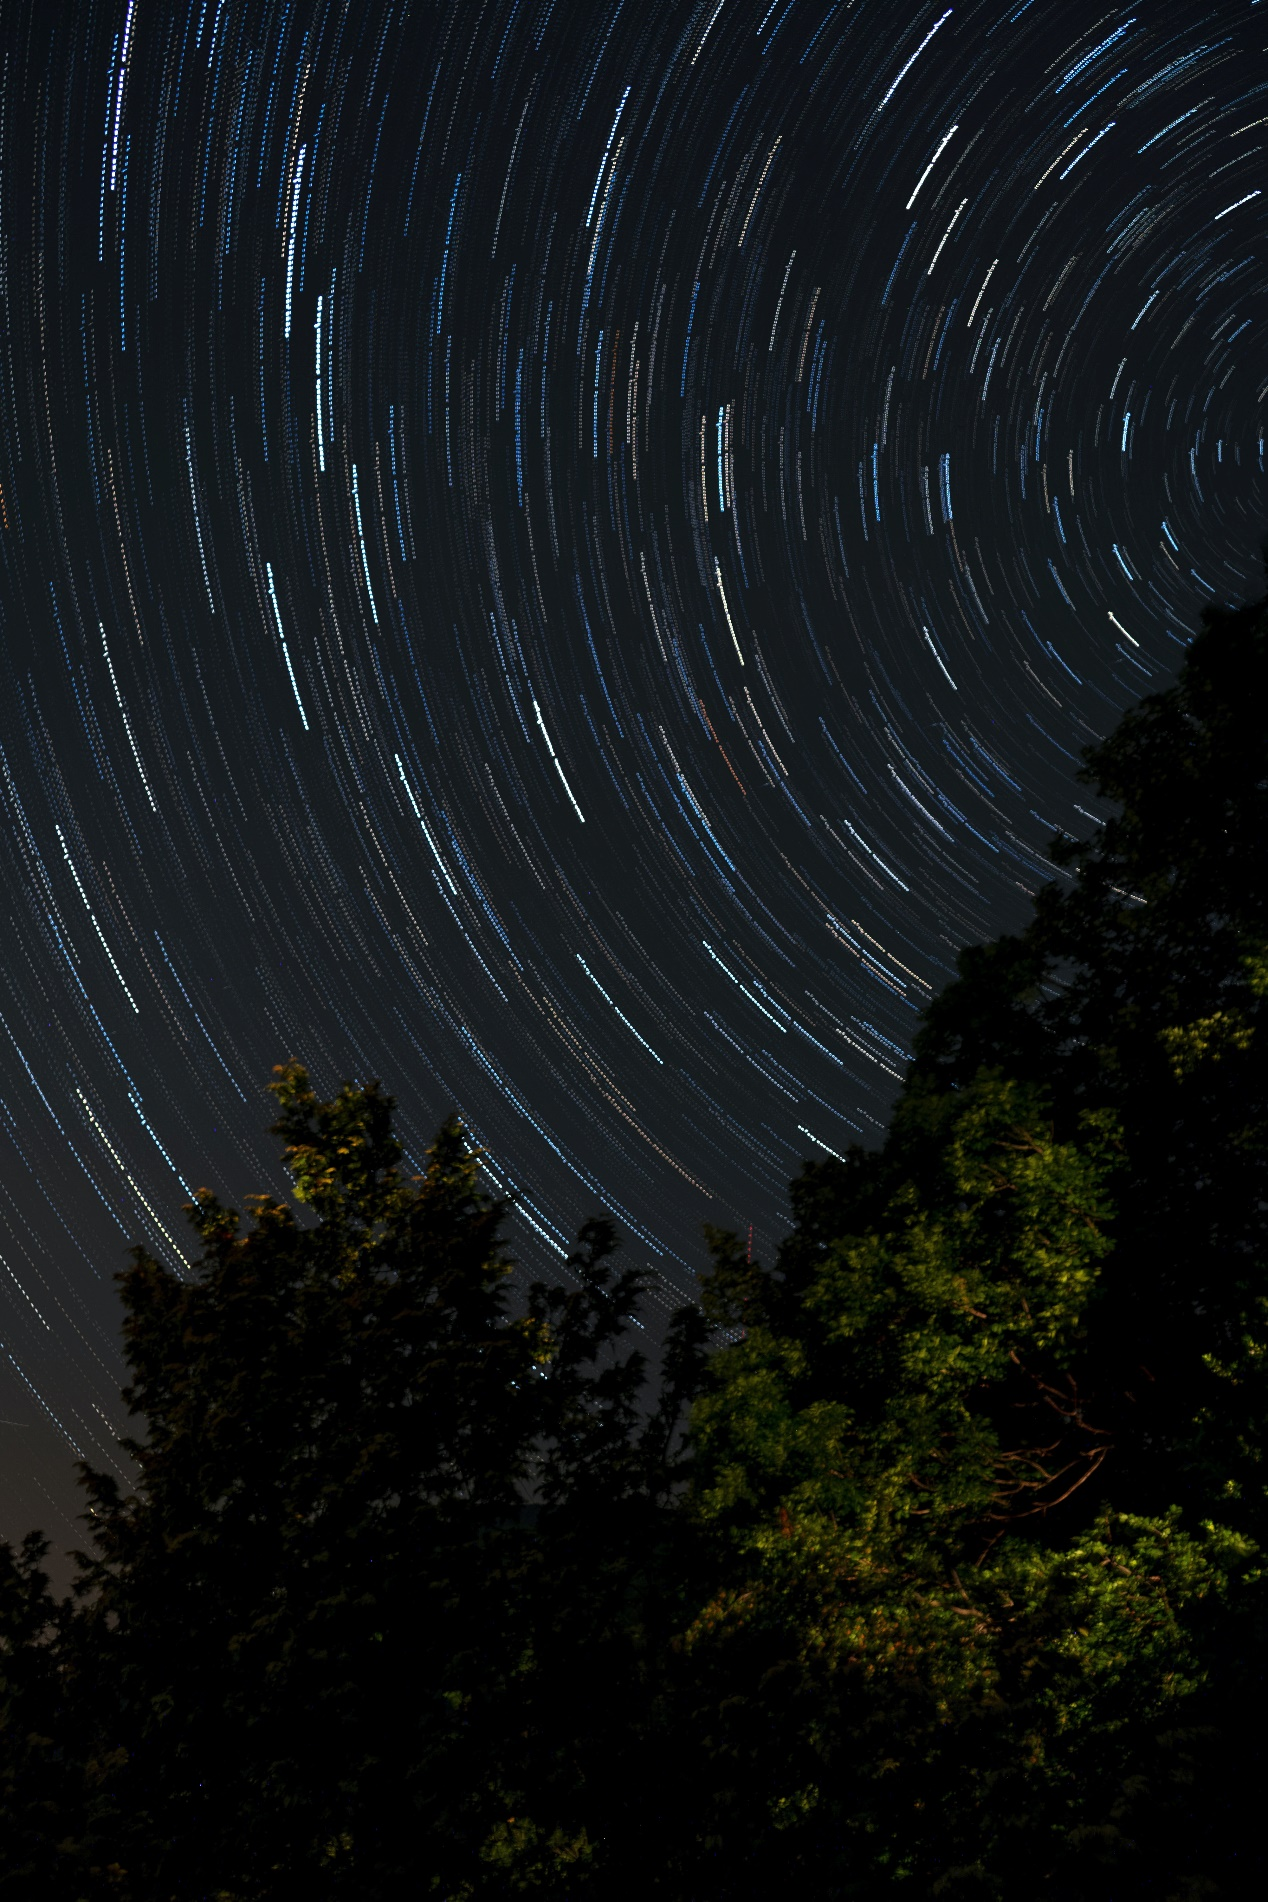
left=0, top=0, right=1264, bottom=1539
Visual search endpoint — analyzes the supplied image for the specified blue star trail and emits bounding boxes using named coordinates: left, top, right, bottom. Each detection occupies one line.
left=0, top=0, right=1264, bottom=1538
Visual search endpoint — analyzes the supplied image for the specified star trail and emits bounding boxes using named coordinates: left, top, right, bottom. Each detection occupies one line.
left=0, top=0, right=1265, bottom=1540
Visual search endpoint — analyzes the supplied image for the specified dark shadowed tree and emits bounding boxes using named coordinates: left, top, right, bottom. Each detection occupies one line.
left=666, top=588, right=1268, bottom=1897
left=2, top=1065, right=705, bottom=1898
left=911, top=588, right=1268, bottom=1533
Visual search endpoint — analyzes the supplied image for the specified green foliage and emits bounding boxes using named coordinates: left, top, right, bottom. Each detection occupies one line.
left=912, top=591, right=1268, bottom=1534
left=676, top=1075, right=1256, bottom=1893
left=662, top=591, right=1268, bottom=1895
left=693, top=1078, right=1115, bottom=1537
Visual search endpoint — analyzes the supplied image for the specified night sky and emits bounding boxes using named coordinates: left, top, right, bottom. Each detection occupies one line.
left=0, top=0, right=1265, bottom=1545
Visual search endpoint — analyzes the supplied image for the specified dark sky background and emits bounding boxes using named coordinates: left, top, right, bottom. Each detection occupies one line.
left=0, top=0, right=1265, bottom=1550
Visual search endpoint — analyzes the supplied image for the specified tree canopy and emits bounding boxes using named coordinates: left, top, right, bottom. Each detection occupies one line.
left=2, top=585, right=1266, bottom=1898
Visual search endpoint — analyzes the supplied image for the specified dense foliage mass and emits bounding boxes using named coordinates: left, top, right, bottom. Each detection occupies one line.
left=2, top=587, right=1266, bottom=1898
